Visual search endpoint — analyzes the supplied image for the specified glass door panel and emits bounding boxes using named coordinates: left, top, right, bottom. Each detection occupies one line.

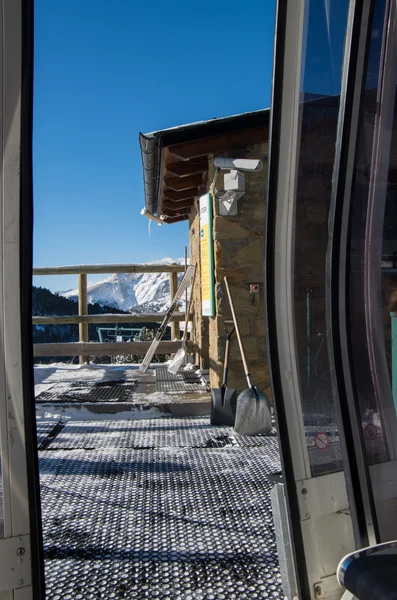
left=338, top=0, right=397, bottom=542
left=266, top=0, right=366, bottom=597
left=347, top=0, right=392, bottom=466
left=293, top=0, right=349, bottom=476
left=0, top=435, right=3, bottom=538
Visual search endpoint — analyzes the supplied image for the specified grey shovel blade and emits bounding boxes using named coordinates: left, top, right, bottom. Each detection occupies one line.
left=210, top=387, right=237, bottom=426
left=234, top=387, right=272, bottom=435
left=168, top=344, right=186, bottom=374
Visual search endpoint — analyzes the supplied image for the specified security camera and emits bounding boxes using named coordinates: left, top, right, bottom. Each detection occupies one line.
left=141, top=207, right=165, bottom=225
left=214, top=157, right=263, bottom=172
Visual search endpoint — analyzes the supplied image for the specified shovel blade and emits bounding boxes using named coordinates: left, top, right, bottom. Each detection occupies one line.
left=210, top=388, right=237, bottom=426
left=167, top=346, right=186, bottom=374
left=234, top=387, right=272, bottom=435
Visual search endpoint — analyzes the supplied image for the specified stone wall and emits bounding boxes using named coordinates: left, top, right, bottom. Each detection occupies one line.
left=189, top=142, right=270, bottom=398
left=209, top=143, right=270, bottom=397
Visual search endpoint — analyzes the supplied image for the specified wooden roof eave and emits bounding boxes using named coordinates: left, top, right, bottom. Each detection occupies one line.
left=157, top=147, right=207, bottom=221
left=156, top=124, right=267, bottom=222
left=168, top=125, right=267, bottom=160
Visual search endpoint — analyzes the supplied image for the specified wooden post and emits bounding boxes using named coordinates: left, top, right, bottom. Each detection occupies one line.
left=78, top=274, right=89, bottom=363
left=170, top=271, right=179, bottom=341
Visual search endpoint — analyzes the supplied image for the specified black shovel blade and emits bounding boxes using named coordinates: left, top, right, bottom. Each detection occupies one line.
left=210, top=387, right=237, bottom=426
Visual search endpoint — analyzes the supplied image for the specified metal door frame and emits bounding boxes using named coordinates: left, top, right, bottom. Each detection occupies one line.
left=326, top=0, right=380, bottom=547
left=328, top=0, right=397, bottom=544
left=364, top=0, right=397, bottom=461
left=0, top=0, right=45, bottom=598
left=265, top=0, right=311, bottom=596
left=265, top=0, right=381, bottom=597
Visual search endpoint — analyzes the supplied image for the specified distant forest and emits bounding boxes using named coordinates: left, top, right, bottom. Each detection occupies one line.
left=32, top=286, right=163, bottom=363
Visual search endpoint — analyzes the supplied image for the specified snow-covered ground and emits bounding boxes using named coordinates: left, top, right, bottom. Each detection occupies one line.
left=34, top=361, right=207, bottom=423
left=36, top=363, right=282, bottom=599
left=34, top=361, right=145, bottom=385
left=36, top=402, right=169, bottom=423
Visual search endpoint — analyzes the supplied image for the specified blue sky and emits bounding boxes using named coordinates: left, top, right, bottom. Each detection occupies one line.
left=33, top=0, right=276, bottom=291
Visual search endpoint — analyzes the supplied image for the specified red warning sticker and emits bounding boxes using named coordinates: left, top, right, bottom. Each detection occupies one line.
left=314, top=432, right=329, bottom=449
left=364, top=423, right=379, bottom=440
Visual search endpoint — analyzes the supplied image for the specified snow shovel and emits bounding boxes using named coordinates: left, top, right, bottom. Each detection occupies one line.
left=224, top=277, right=272, bottom=436
left=139, top=265, right=195, bottom=373
left=168, top=267, right=196, bottom=374
left=210, top=322, right=237, bottom=426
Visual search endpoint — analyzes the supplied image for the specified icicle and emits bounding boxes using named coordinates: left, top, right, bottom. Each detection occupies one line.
left=148, top=218, right=151, bottom=239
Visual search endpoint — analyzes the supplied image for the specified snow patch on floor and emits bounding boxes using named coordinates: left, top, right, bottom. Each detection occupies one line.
left=35, top=404, right=167, bottom=423
left=34, top=361, right=170, bottom=384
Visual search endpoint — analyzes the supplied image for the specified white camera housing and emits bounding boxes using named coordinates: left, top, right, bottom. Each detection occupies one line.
left=213, top=157, right=262, bottom=216
left=224, top=170, right=245, bottom=193
left=141, top=207, right=165, bottom=225
left=214, top=157, right=263, bottom=172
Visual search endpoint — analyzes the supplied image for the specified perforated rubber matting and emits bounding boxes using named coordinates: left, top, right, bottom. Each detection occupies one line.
left=43, top=418, right=280, bottom=454
left=36, top=421, right=60, bottom=447
left=36, top=421, right=64, bottom=449
left=36, top=380, right=136, bottom=404
left=233, top=427, right=279, bottom=447
left=46, top=418, right=232, bottom=450
left=156, top=368, right=209, bottom=394
left=40, top=445, right=282, bottom=599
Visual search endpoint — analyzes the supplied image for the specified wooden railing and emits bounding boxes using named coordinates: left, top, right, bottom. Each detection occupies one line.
left=32, top=263, right=188, bottom=362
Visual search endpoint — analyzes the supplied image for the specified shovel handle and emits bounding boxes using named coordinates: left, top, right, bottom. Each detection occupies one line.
left=182, top=266, right=196, bottom=342
left=222, top=333, right=232, bottom=387
left=224, top=277, right=253, bottom=388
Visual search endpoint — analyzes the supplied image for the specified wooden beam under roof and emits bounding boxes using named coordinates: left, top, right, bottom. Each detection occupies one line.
left=163, top=198, right=195, bottom=211
left=169, top=126, right=267, bottom=160
left=164, top=214, right=189, bottom=224
left=164, top=188, right=199, bottom=202
left=166, top=159, right=208, bottom=178
left=164, top=174, right=203, bottom=191
left=163, top=208, right=188, bottom=218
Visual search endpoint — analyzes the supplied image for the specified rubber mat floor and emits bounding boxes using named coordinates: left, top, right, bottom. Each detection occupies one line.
left=39, top=418, right=282, bottom=599
left=156, top=368, right=210, bottom=394
left=36, top=380, right=137, bottom=404
left=42, top=418, right=278, bottom=450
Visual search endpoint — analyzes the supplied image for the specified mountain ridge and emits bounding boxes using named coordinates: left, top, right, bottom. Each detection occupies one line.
left=61, top=257, right=188, bottom=313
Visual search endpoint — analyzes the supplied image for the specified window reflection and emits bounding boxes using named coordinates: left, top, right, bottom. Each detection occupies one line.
left=348, top=0, right=393, bottom=465
left=0, top=459, right=3, bottom=537
left=382, top=97, right=397, bottom=418
left=294, top=0, right=349, bottom=476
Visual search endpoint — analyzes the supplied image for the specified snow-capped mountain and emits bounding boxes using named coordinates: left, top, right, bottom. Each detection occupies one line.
left=61, top=258, right=187, bottom=313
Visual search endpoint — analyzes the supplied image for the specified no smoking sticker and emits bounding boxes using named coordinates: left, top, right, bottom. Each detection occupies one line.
left=364, top=423, right=378, bottom=440
left=314, top=432, right=329, bottom=449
